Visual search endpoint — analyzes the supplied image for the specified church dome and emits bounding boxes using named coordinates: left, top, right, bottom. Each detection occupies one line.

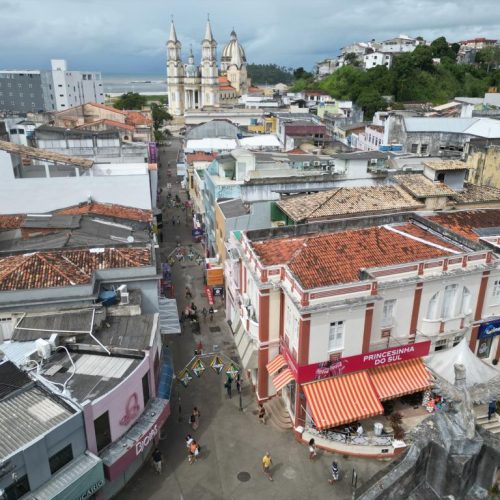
left=221, top=30, right=246, bottom=68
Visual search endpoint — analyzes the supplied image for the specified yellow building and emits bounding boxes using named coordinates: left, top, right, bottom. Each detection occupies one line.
left=247, top=115, right=277, bottom=135
left=466, top=142, right=500, bottom=189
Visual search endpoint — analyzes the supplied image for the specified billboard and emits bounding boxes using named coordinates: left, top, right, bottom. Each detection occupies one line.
left=281, top=340, right=431, bottom=384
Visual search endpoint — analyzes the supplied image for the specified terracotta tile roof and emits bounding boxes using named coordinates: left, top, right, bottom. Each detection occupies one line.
left=277, top=185, right=423, bottom=222
left=218, top=76, right=230, bottom=84
left=219, top=85, right=235, bottom=91
left=286, top=148, right=306, bottom=154
left=54, top=203, right=153, bottom=222
left=423, top=160, right=471, bottom=171
left=393, top=173, right=456, bottom=198
left=251, top=224, right=457, bottom=289
left=76, top=119, right=135, bottom=131
left=0, top=215, right=25, bottom=230
left=0, top=247, right=151, bottom=291
left=391, top=224, right=462, bottom=251
left=125, top=111, right=152, bottom=126
left=186, top=152, right=218, bottom=164
left=428, top=209, right=500, bottom=241
left=452, top=183, right=500, bottom=204
left=88, top=102, right=128, bottom=116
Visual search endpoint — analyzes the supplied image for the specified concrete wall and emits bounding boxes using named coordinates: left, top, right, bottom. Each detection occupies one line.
left=0, top=151, right=152, bottom=213
left=466, top=146, right=500, bottom=189
left=0, top=409, right=87, bottom=493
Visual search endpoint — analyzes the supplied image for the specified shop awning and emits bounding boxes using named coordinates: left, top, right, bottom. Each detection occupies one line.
left=28, top=452, right=104, bottom=500
left=266, top=354, right=287, bottom=376
left=234, top=323, right=257, bottom=370
left=302, top=371, right=383, bottom=430
left=369, top=358, right=431, bottom=401
left=272, top=368, right=295, bottom=392
left=159, top=297, right=181, bottom=335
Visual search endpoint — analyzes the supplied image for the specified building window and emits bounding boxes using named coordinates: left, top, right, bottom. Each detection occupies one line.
left=94, top=411, right=112, bottom=452
left=435, top=338, right=448, bottom=351
left=49, top=444, right=73, bottom=474
left=411, top=143, right=418, bottom=154
left=426, top=292, right=439, bottom=319
left=328, top=320, right=344, bottom=351
left=477, top=337, right=493, bottom=359
left=142, top=372, right=150, bottom=408
left=4, top=474, right=30, bottom=499
left=441, top=284, right=458, bottom=319
left=453, top=335, right=463, bottom=347
left=460, top=287, right=472, bottom=315
left=382, top=299, right=396, bottom=327
left=493, top=280, right=500, bottom=299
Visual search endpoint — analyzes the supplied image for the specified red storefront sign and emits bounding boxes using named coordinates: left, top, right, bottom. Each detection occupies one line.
left=280, top=340, right=431, bottom=384
left=204, top=286, right=214, bottom=305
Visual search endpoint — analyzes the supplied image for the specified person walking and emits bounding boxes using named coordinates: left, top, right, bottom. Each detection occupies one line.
left=152, top=448, right=163, bottom=474
left=258, top=403, right=266, bottom=424
left=262, top=452, right=273, bottom=481
left=176, top=215, right=180, bottom=225
left=224, top=377, right=232, bottom=399
left=185, top=286, right=192, bottom=299
left=209, top=306, right=214, bottom=321
left=488, top=399, right=497, bottom=420
left=188, top=440, right=199, bottom=464
left=328, top=461, right=340, bottom=484
left=190, top=407, right=200, bottom=430
left=201, top=307, right=208, bottom=321
left=171, top=215, right=176, bottom=226
left=308, top=438, right=317, bottom=460
left=236, top=378, right=241, bottom=395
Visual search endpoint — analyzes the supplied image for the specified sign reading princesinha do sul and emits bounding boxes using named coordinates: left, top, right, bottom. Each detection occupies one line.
left=281, top=340, right=431, bottom=384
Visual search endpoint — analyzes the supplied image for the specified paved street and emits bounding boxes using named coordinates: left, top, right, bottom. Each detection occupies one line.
left=120, top=139, right=388, bottom=500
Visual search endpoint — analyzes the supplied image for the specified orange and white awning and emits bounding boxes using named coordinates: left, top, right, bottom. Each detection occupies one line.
left=272, top=368, right=295, bottom=392
left=266, top=354, right=287, bottom=376
left=302, top=371, right=383, bottom=430
left=369, top=358, right=431, bottom=401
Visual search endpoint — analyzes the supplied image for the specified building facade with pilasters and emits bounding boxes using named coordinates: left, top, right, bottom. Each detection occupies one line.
left=225, top=211, right=500, bottom=432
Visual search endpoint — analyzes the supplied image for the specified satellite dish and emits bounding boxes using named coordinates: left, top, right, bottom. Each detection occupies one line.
left=127, top=236, right=135, bottom=243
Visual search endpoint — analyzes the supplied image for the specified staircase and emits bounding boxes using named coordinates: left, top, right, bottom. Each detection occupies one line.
left=265, top=397, right=293, bottom=431
left=474, top=404, right=500, bottom=435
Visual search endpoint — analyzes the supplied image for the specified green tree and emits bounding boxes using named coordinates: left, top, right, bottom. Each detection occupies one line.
left=247, top=64, right=294, bottom=84
left=150, top=103, right=172, bottom=131
left=344, top=52, right=361, bottom=67
left=476, top=46, right=500, bottom=73
left=293, top=67, right=313, bottom=80
left=430, top=36, right=456, bottom=61
left=114, top=92, right=147, bottom=110
left=356, top=89, right=387, bottom=119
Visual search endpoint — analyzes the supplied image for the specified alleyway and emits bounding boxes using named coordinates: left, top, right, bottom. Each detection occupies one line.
left=119, top=139, right=387, bottom=500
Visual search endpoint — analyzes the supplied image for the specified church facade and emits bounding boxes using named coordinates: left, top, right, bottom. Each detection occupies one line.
left=166, top=19, right=249, bottom=116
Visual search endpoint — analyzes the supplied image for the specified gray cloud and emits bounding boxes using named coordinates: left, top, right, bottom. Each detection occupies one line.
left=1, top=0, right=499, bottom=74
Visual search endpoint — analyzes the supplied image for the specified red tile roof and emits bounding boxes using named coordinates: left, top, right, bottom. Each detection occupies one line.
left=0, top=247, right=151, bottom=291
left=251, top=224, right=458, bottom=289
left=219, top=85, right=235, bottom=91
left=186, top=152, right=218, bottom=164
left=76, top=119, right=135, bottom=131
left=54, top=203, right=153, bottom=222
left=88, top=102, right=128, bottom=116
left=125, top=111, right=152, bottom=126
left=428, top=209, right=500, bottom=241
left=218, top=76, right=230, bottom=84
left=0, top=215, right=25, bottom=230
left=286, top=148, right=306, bottom=154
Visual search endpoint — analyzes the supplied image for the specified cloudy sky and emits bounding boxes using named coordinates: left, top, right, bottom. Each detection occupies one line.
left=1, top=0, right=499, bottom=75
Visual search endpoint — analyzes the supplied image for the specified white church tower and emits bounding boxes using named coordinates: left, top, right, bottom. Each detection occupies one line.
left=200, top=18, right=219, bottom=107
left=166, top=20, right=185, bottom=116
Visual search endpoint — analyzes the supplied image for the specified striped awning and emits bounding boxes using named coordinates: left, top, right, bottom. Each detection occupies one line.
left=369, top=358, right=431, bottom=401
left=272, top=368, right=295, bottom=392
left=302, top=371, right=383, bottom=430
left=266, top=354, right=287, bottom=376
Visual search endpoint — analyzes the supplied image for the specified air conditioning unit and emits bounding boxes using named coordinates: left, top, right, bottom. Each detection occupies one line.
left=313, top=161, right=320, bottom=166
left=370, top=159, right=378, bottom=165
left=35, top=338, right=51, bottom=360
left=117, top=284, right=130, bottom=305
left=303, top=161, right=310, bottom=167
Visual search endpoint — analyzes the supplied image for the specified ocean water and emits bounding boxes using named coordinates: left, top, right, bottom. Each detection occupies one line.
left=103, top=74, right=166, bottom=94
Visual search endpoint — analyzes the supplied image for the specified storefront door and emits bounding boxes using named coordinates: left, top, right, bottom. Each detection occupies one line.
left=282, top=381, right=296, bottom=419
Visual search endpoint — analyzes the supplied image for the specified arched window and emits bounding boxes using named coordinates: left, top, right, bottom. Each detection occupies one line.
left=442, top=284, right=458, bottom=319
left=460, top=287, right=472, bottom=315
left=427, top=292, right=439, bottom=320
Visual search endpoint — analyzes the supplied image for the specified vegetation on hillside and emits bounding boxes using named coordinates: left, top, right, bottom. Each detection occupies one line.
left=292, top=37, right=500, bottom=119
left=247, top=64, right=294, bottom=84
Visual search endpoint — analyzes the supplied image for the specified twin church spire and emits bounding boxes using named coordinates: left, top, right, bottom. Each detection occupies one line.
left=166, top=18, right=248, bottom=116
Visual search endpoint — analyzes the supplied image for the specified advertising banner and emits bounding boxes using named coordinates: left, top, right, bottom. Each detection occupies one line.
left=281, top=340, right=431, bottom=384
left=148, top=142, right=157, bottom=163
left=478, top=318, right=500, bottom=340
